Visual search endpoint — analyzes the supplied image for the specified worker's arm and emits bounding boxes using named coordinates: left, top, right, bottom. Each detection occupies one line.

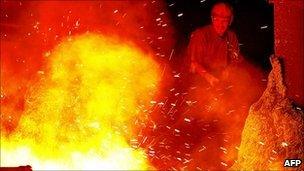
left=188, top=30, right=219, bottom=86
left=191, top=61, right=219, bottom=86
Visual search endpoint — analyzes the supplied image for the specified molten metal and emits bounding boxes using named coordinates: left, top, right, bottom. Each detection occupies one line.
left=1, top=33, right=160, bottom=170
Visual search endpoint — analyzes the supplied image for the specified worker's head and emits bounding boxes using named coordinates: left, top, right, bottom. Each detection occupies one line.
left=211, top=2, right=233, bottom=36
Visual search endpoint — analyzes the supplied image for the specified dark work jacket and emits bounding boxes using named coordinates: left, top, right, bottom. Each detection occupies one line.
left=187, top=25, right=242, bottom=77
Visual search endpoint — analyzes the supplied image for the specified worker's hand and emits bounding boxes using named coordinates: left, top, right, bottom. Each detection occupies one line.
left=190, top=62, right=219, bottom=86
left=204, top=72, right=219, bottom=86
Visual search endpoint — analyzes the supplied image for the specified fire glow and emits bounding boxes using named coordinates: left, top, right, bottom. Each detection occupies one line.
left=1, top=33, right=160, bottom=169
left=1, top=1, right=272, bottom=170
left=1, top=1, right=175, bottom=169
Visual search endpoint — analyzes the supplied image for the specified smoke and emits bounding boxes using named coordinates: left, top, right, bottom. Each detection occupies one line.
left=177, top=61, right=265, bottom=169
left=137, top=58, right=265, bottom=169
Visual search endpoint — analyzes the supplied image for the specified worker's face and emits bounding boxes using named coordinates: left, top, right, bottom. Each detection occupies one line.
left=211, top=4, right=232, bottom=36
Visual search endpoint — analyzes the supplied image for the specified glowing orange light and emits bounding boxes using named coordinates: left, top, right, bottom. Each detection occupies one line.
left=1, top=33, right=160, bottom=170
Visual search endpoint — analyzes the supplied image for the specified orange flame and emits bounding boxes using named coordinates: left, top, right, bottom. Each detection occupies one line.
left=1, top=33, right=161, bottom=169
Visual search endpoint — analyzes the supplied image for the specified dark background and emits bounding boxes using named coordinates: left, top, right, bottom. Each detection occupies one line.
left=165, top=0, right=274, bottom=71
